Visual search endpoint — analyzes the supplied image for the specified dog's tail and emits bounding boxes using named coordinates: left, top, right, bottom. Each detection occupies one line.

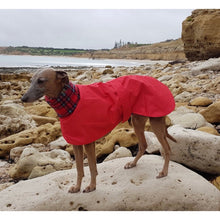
left=166, top=129, right=177, bottom=143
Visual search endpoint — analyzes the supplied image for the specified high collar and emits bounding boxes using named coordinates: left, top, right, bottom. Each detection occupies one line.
left=45, top=82, right=80, bottom=118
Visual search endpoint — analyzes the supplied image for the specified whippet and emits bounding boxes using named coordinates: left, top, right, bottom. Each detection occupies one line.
left=21, top=68, right=176, bottom=193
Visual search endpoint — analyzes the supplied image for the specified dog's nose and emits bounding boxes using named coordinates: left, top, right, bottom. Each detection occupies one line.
left=21, top=95, right=28, bottom=102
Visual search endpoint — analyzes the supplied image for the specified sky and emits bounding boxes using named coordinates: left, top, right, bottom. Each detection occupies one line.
left=0, top=9, right=194, bottom=50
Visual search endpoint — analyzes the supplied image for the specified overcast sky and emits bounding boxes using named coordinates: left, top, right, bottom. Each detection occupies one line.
left=0, top=9, right=193, bottom=49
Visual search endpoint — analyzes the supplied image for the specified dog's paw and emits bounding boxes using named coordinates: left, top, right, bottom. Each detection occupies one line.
left=83, top=185, right=96, bottom=193
left=68, top=185, right=80, bottom=193
left=156, top=171, right=167, bottom=179
left=124, top=161, right=136, bottom=169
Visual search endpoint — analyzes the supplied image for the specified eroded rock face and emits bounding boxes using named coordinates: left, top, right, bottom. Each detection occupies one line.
left=0, top=103, right=36, bottom=139
left=166, top=125, right=220, bottom=175
left=182, top=9, right=220, bottom=61
left=10, top=144, right=47, bottom=162
left=0, top=122, right=61, bottom=158
left=0, top=155, right=219, bottom=211
left=95, top=127, right=138, bottom=158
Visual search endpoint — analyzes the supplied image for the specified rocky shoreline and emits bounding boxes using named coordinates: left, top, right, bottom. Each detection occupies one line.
left=0, top=57, right=220, bottom=210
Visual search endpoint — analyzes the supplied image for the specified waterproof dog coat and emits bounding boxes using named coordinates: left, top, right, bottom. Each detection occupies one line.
left=46, top=75, right=175, bottom=145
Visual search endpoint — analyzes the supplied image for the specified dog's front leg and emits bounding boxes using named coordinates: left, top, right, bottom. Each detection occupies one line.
left=69, top=145, right=84, bottom=193
left=83, top=142, right=98, bottom=193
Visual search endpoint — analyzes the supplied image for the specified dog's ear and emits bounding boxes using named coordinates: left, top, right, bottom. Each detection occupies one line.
left=56, top=71, right=69, bottom=85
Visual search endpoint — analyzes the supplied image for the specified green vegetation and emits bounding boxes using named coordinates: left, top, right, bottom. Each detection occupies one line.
left=113, top=40, right=150, bottom=49
left=2, top=46, right=94, bottom=56
left=186, top=16, right=193, bottom=22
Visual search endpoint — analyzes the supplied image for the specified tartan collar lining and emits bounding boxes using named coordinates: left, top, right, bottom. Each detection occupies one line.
left=45, top=82, right=80, bottom=118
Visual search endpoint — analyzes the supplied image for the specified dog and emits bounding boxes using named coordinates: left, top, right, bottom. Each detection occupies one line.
left=21, top=68, right=176, bottom=193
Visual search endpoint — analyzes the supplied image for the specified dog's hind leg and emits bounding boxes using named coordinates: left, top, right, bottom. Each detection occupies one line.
left=124, top=114, right=148, bottom=169
left=69, top=145, right=84, bottom=193
left=83, top=142, right=98, bottom=193
left=150, top=117, right=172, bottom=178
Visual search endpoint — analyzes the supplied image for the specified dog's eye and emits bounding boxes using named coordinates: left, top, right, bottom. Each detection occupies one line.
left=37, top=78, right=45, bottom=84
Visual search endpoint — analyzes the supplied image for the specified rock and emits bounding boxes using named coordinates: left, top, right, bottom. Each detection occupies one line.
left=102, top=68, right=114, bottom=75
left=199, top=101, right=220, bottom=123
left=174, top=91, right=194, bottom=102
left=0, top=160, right=13, bottom=186
left=9, top=148, right=73, bottom=180
left=168, top=106, right=210, bottom=129
left=24, top=103, right=57, bottom=118
left=75, top=70, right=93, bottom=82
left=104, top=147, right=132, bottom=162
left=0, top=103, right=36, bottom=139
left=165, top=125, right=220, bottom=174
left=212, top=176, right=220, bottom=191
left=0, top=71, right=32, bottom=81
left=197, top=127, right=219, bottom=136
left=105, top=65, right=112, bottom=68
left=95, top=128, right=138, bottom=158
left=100, top=75, right=115, bottom=83
left=31, top=115, right=57, bottom=126
left=10, top=144, right=47, bottom=162
left=144, top=131, right=162, bottom=154
left=0, top=183, right=14, bottom=192
left=182, top=9, right=220, bottom=61
left=0, top=155, right=219, bottom=211
left=145, top=116, right=172, bottom=132
left=48, top=136, right=73, bottom=155
left=189, top=96, right=213, bottom=106
left=191, top=57, right=220, bottom=74
left=216, top=125, right=220, bottom=133
left=0, top=122, right=61, bottom=158
left=48, top=136, right=69, bottom=150
left=158, top=75, right=173, bottom=82
left=0, top=81, right=11, bottom=90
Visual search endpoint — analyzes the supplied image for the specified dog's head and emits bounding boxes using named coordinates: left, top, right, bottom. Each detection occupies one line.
left=21, top=68, right=69, bottom=102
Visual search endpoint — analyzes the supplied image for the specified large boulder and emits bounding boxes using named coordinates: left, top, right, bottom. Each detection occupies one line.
left=182, top=9, right=220, bottom=61
left=9, top=148, right=73, bottom=180
left=0, top=155, right=219, bottom=211
left=166, top=125, right=220, bottom=174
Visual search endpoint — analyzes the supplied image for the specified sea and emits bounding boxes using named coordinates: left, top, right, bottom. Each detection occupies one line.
left=0, top=54, right=168, bottom=68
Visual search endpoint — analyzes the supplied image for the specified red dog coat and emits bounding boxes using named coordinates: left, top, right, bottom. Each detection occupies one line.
left=46, top=75, right=175, bottom=145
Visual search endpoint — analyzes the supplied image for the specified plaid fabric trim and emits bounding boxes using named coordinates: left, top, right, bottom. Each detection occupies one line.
left=45, top=82, right=80, bottom=118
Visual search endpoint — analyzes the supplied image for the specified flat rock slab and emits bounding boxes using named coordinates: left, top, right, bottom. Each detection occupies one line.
left=0, top=155, right=219, bottom=211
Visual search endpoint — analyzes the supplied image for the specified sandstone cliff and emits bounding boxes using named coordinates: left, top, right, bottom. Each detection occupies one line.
left=182, top=9, right=220, bottom=61
left=85, top=39, right=186, bottom=61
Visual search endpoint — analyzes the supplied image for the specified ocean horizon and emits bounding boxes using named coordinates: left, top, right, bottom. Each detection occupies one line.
left=0, top=54, right=168, bottom=68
